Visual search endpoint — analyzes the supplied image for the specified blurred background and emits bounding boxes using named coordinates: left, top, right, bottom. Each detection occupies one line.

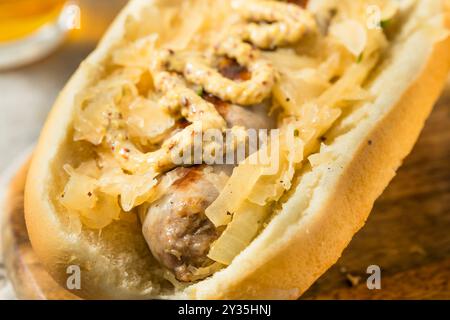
left=0, top=0, right=127, bottom=300
left=0, top=0, right=128, bottom=175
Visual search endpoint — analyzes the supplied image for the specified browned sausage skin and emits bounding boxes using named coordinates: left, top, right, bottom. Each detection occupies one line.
left=204, top=93, right=276, bottom=130
left=287, top=0, right=309, bottom=8
left=141, top=95, right=274, bottom=281
left=142, top=166, right=229, bottom=282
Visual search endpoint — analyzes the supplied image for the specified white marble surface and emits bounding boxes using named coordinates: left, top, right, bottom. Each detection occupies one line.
left=0, top=0, right=127, bottom=300
left=0, top=45, right=92, bottom=173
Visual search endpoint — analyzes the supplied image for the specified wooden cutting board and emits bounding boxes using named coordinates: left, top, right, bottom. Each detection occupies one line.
left=1, top=159, right=79, bottom=300
left=2, top=83, right=450, bottom=300
left=303, top=82, right=450, bottom=299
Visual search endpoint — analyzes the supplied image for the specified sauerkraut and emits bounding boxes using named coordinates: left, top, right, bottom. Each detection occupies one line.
left=59, top=0, right=395, bottom=273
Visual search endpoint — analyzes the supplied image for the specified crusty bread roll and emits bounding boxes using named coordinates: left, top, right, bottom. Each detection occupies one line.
left=24, top=0, right=450, bottom=299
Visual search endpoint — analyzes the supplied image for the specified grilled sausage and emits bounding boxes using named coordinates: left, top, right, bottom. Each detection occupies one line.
left=141, top=94, right=274, bottom=281
left=142, top=166, right=230, bottom=282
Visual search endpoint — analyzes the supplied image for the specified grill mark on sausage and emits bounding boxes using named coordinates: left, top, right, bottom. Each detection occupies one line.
left=172, top=167, right=205, bottom=190
left=143, top=166, right=223, bottom=282
left=287, top=0, right=309, bottom=8
left=177, top=118, right=190, bottom=129
left=203, top=93, right=230, bottom=120
left=217, top=57, right=252, bottom=81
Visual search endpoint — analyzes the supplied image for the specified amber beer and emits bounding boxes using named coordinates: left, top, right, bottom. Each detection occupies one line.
left=0, top=0, right=67, bottom=42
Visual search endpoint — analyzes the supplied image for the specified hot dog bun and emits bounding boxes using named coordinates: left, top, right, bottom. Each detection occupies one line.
left=25, top=0, right=450, bottom=299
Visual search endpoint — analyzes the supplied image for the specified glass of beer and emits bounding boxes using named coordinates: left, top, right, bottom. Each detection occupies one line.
left=0, top=0, right=80, bottom=70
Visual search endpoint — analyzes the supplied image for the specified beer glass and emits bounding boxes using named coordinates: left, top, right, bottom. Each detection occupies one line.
left=0, top=0, right=80, bottom=70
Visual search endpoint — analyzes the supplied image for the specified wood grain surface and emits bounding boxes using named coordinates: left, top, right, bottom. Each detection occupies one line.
left=302, top=82, right=450, bottom=299
left=2, top=81, right=449, bottom=300
left=1, top=160, right=79, bottom=300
